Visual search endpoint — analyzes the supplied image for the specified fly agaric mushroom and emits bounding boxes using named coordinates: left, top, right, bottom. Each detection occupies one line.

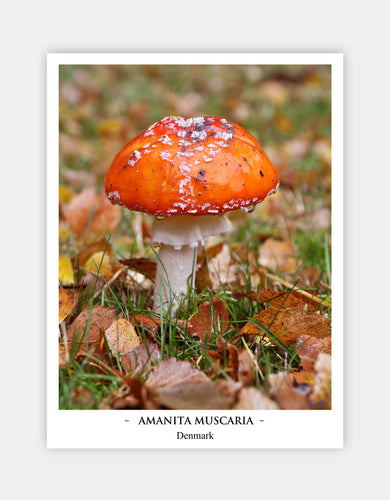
left=105, top=116, right=279, bottom=313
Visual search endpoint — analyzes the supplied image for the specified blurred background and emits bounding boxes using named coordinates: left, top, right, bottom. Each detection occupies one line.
left=59, top=64, right=331, bottom=292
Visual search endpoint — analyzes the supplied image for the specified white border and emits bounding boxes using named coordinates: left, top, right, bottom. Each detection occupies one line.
left=47, top=53, right=343, bottom=449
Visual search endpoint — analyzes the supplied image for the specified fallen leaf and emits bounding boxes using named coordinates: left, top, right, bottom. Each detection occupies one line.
left=241, top=306, right=330, bottom=345
left=59, top=287, right=76, bottom=324
left=129, top=314, right=159, bottom=338
left=77, top=239, right=113, bottom=267
left=187, top=298, right=230, bottom=341
left=60, top=166, right=96, bottom=190
left=145, top=358, right=232, bottom=409
left=290, top=335, right=331, bottom=372
left=234, top=387, right=279, bottom=410
left=146, top=358, right=210, bottom=388
left=310, top=352, right=331, bottom=409
left=258, top=238, right=298, bottom=273
left=59, top=344, right=68, bottom=368
left=268, top=372, right=309, bottom=409
left=96, top=118, right=124, bottom=137
left=151, top=381, right=232, bottom=410
left=104, top=318, right=141, bottom=359
left=238, top=349, right=256, bottom=386
left=259, top=287, right=317, bottom=312
left=83, top=251, right=112, bottom=276
left=104, top=378, right=153, bottom=410
left=62, top=187, right=121, bottom=239
left=119, top=257, right=156, bottom=281
left=67, top=305, right=118, bottom=352
left=59, top=185, right=74, bottom=204
left=259, top=80, right=290, bottom=104
left=59, top=255, right=74, bottom=286
left=195, top=242, right=226, bottom=291
left=207, top=243, right=238, bottom=289
left=124, top=342, right=160, bottom=373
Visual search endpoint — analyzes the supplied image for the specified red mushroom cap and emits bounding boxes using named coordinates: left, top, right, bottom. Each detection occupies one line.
left=105, top=116, right=279, bottom=217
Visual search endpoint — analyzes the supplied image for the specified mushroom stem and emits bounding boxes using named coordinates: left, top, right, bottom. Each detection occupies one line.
left=150, top=214, right=231, bottom=313
left=153, top=244, right=196, bottom=312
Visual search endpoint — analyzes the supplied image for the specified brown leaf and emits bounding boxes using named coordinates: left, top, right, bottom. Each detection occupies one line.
left=290, top=335, right=331, bottom=372
left=268, top=372, right=309, bottom=409
left=241, top=306, right=330, bottom=346
left=67, top=305, right=118, bottom=352
left=119, top=258, right=156, bottom=281
left=234, top=387, right=279, bottom=410
left=62, top=187, right=121, bottom=239
left=59, top=288, right=76, bottom=324
left=59, top=344, right=68, bottom=369
left=207, top=244, right=239, bottom=289
left=151, top=381, right=232, bottom=410
left=186, top=298, right=230, bottom=341
left=258, top=238, right=298, bottom=273
left=146, top=358, right=210, bottom=388
left=104, top=318, right=141, bottom=358
left=107, top=377, right=153, bottom=410
left=124, top=342, right=160, bottom=373
left=238, top=349, right=256, bottom=386
left=129, top=314, right=159, bottom=341
left=195, top=242, right=225, bottom=291
left=144, top=358, right=232, bottom=409
left=216, top=380, right=242, bottom=404
left=310, top=352, right=331, bottom=409
left=259, top=288, right=317, bottom=312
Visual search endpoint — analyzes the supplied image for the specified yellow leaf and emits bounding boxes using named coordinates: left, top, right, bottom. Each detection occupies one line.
left=83, top=251, right=112, bottom=276
left=97, top=118, right=124, bottom=136
left=59, top=185, right=74, bottom=204
left=59, top=288, right=76, bottom=323
left=59, top=255, right=74, bottom=285
left=105, top=319, right=141, bottom=357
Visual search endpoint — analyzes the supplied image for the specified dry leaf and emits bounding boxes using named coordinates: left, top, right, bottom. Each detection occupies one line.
left=104, top=318, right=141, bottom=358
left=119, top=257, right=157, bottom=281
left=207, top=243, right=238, bottom=289
left=59, top=288, right=76, bottom=324
left=310, top=352, right=331, bottom=409
left=145, top=358, right=232, bottom=409
left=124, top=342, right=160, bottom=373
left=96, top=118, right=124, bottom=137
left=259, top=80, right=290, bottom=104
left=59, top=255, right=74, bottom=286
left=59, top=344, right=69, bottom=368
left=129, top=314, right=159, bottom=338
left=151, top=381, right=232, bottom=410
left=146, top=358, right=210, bottom=388
left=268, top=372, right=309, bottom=409
left=290, top=335, right=331, bottom=372
left=258, top=238, right=298, bottom=273
left=62, top=187, right=121, bottom=239
left=83, top=251, right=112, bottom=276
left=238, top=349, right=256, bottom=386
left=242, top=306, right=330, bottom=345
left=59, top=185, right=74, bottom=204
left=259, top=288, right=317, bottom=312
left=67, top=305, right=118, bottom=351
left=234, top=387, right=279, bottom=410
left=77, top=239, right=113, bottom=267
left=187, top=298, right=230, bottom=341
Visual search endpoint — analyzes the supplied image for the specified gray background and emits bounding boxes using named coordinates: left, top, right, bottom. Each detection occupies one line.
left=1, top=1, right=386, bottom=498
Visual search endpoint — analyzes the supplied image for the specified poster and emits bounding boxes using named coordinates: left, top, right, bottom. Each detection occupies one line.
left=47, top=53, right=343, bottom=448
